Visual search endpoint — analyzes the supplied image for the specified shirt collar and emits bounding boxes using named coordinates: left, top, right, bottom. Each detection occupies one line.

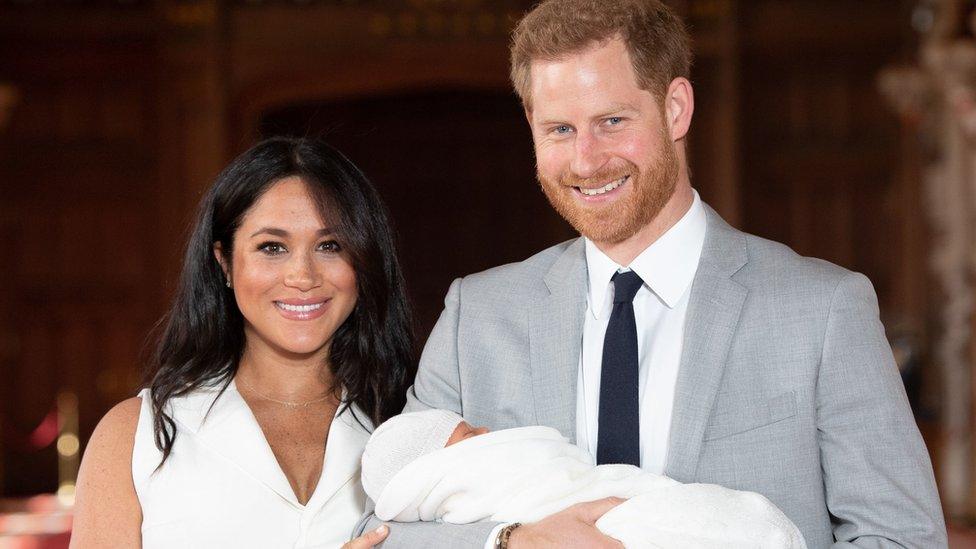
left=585, top=190, right=707, bottom=318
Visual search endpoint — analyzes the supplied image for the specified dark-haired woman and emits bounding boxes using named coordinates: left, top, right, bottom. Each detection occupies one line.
left=70, top=138, right=414, bottom=548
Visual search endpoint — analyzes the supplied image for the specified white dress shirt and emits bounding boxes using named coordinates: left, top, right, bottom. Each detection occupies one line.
left=575, top=190, right=706, bottom=474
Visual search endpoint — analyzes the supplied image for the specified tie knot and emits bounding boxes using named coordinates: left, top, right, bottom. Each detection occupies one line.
left=611, top=270, right=644, bottom=304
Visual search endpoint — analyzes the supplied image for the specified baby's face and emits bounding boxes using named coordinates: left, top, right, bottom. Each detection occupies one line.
left=445, top=421, right=490, bottom=447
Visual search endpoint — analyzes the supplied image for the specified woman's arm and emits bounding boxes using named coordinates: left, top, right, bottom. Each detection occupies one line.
left=69, top=397, right=143, bottom=548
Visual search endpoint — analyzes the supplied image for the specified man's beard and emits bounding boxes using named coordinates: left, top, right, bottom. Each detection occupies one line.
left=537, top=137, right=680, bottom=245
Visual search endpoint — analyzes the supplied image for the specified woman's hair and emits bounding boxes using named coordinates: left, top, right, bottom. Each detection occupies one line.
left=509, top=0, right=692, bottom=109
left=147, top=137, right=416, bottom=463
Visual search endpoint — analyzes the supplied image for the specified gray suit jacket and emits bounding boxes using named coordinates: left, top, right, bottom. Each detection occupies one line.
left=360, top=205, right=946, bottom=548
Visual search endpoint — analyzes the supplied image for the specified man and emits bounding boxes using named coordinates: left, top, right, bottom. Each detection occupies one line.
left=357, top=0, right=946, bottom=547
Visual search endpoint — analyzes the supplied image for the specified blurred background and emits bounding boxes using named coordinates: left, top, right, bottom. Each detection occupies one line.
left=2, top=0, right=976, bottom=545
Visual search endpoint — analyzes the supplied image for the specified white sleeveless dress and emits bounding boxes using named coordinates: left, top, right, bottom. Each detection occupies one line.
left=132, top=380, right=370, bottom=548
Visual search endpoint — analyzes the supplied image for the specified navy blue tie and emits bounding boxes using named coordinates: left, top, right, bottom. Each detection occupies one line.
left=597, top=270, right=643, bottom=466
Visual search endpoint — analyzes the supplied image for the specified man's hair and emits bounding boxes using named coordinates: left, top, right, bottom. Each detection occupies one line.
left=510, top=0, right=692, bottom=109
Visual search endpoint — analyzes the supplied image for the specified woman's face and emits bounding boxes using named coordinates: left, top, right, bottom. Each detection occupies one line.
left=216, top=176, right=358, bottom=361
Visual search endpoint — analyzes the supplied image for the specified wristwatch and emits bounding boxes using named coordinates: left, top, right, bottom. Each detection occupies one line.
left=494, top=523, right=521, bottom=549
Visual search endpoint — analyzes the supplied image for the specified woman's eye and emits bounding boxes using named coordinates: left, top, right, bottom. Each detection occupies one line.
left=318, top=240, right=342, bottom=253
left=258, top=242, right=287, bottom=255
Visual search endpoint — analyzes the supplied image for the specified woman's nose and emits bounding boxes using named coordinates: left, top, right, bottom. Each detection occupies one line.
left=283, top=253, right=320, bottom=291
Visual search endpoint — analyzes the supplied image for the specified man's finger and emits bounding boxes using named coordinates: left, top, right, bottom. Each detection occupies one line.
left=575, top=496, right=626, bottom=524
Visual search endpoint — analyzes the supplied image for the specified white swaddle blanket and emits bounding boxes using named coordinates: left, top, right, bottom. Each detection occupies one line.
left=373, top=426, right=806, bottom=549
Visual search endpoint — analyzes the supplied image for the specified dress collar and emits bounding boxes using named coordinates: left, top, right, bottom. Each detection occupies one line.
left=163, top=379, right=371, bottom=511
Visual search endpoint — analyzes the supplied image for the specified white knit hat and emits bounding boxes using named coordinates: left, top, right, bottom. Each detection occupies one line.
left=361, top=409, right=464, bottom=502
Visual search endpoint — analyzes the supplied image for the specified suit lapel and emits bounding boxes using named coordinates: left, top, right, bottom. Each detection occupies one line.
left=529, top=239, right=587, bottom=442
left=665, top=206, right=749, bottom=482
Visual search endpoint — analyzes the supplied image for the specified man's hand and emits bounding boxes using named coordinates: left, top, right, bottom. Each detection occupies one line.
left=508, top=497, right=625, bottom=549
left=343, top=524, right=389, bottom=549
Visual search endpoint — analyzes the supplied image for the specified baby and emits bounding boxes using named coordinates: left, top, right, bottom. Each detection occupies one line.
left=361, top=409, right=807, bottom=549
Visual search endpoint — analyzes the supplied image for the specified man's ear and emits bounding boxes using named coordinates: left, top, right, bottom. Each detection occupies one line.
left=213, top=242, right=231, bottom=285
left=664, top=77, right=694, bottom=142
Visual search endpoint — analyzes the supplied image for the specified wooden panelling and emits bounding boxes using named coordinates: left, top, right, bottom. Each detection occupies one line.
left=0, top=21, right=162, bottom=495
left=739, top=0, right=916, bottom=318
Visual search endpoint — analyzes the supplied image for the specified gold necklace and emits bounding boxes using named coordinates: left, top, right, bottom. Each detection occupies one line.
left=237, top=375, right=332, bottom=408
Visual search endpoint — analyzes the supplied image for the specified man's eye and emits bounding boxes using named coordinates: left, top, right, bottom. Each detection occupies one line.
left=318, top=240, right=342, bottom=253
left=553, top=125, right=573, bottom=134
left=258, top=242, right=287, bottom=255
left=607, top=116, right=623, bottom=125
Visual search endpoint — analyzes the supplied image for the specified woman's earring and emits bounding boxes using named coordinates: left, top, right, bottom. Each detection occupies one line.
left=226, top=278, right=232, bottom=288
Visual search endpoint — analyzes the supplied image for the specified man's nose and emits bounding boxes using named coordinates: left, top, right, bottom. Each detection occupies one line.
left=283, top=252, right=320, bottom=291
left=570, top=130, right=608, bottom=179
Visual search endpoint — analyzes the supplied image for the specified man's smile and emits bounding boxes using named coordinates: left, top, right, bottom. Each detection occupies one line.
left=574, top=175, right=629, bottom=198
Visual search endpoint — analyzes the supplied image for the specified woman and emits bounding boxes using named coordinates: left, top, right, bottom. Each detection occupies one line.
left=70, top=138, right=413, bottom=548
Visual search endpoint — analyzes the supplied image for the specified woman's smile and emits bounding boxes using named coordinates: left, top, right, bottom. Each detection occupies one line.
left=273, top=298, right=330, bottom=320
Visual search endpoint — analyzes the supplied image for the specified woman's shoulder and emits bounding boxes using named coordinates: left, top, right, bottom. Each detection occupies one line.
left=93, top=397, right=143, bottom=449
left=82, top=397, right=144, bottom=473
left=71, top=397, right=144, bottom=547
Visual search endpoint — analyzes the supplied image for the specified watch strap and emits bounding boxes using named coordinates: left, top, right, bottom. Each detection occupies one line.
left=494, top=522, right=521, bottom=549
